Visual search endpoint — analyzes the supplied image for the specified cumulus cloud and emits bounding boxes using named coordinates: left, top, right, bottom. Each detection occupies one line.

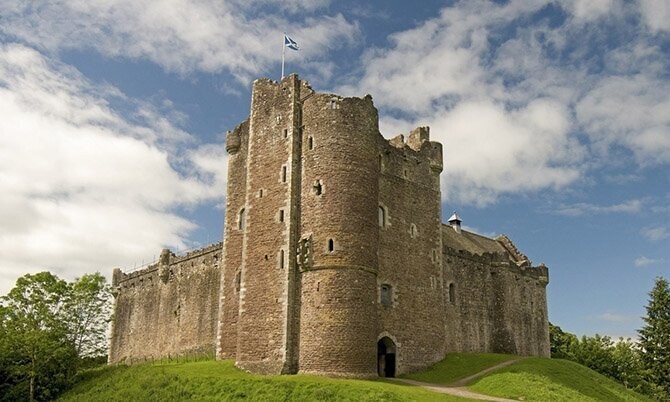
left=0, top=44, right=227, bottom=295
left=0, top=0, right=359, bottom=81
left=640, top=226, right=669, bottom=242
left=339, top=0, right=669, bottom=204
left=639, top=0, right=670, bottom=33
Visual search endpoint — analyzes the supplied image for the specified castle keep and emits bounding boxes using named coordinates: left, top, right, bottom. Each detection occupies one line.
left=109, top=75, right=550, bottom=377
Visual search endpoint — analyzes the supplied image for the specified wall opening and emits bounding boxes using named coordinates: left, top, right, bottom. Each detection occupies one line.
left=238, top=208, right=246, bottom=230
left=281, top=166, right=287, bottom=183
left=377, top=337, right=397, bottom=377
left=279, top=250, right=285, bottom=269
left=327, top=239, right=334, bottom=252
left=380, top=284, right=393, bottom=307
left=279, top=209, right=285, bottom=222
left=448, top=283, right=456, bottom=303
left=308, top=136, right=313, bottom=150
left=378, top=206, right=386, bottom=227
left=313, top=180, right=322, bottom=195
left=283, top=128, right=289, bottom=138
left=234, top=271, right=241, bottom=292
left=409, top=223, right=417, bottom=238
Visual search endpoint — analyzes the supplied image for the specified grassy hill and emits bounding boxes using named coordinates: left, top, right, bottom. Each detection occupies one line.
left=59, top=355, right=650, bottom=401
left=59, top=359, right=467, bottom=401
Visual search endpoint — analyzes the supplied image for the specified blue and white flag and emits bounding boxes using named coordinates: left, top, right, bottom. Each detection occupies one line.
left=284, top=35, right=299, bottom=51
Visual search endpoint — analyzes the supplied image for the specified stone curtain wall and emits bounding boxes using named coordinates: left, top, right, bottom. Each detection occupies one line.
left=109, top=243, right=222, bottom=363
left=441, top=230, right=550, bottom=357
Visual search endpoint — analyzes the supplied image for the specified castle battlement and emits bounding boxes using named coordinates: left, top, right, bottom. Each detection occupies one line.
left=109, top=74, right=550, bottom=375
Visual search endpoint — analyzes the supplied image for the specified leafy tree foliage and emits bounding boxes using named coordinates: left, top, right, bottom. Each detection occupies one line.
left=0, top=272, right=111, bottom=401
left=549, top=322, right=651, bottom=396
left=638, top=276, right=670, bottom=400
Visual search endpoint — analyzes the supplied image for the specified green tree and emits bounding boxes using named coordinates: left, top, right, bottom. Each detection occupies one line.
left=0, top=271, right=112, bottom=401
left=549, top=322, right=578, bottom=359
left=0, top=272, right=77, bottom=401
left=63, top=273, right=112, bottom=360
left=638, top=276, right=670, bottom=400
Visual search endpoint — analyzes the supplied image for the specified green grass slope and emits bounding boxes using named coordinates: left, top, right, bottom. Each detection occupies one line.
left=402, top=352, right=516, bottom=385
left=59, top=360, right=468, bottom=402
left=468, top=357, right=651, bottom=402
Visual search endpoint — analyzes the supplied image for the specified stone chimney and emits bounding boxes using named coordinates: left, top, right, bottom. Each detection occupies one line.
left=448, top=211, right=462, bottom=234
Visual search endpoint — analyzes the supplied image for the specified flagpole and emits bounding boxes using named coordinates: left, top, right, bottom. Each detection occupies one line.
left=281, top=33, right=285, bottom=80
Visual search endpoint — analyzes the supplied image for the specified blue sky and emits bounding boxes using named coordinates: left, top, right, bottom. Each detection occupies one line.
left=1, top=0, right=668, bottom=339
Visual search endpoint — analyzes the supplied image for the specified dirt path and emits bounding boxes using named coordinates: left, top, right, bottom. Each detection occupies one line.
left=392, top=358, right=522, bottom=402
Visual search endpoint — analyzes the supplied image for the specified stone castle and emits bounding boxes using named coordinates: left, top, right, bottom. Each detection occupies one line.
left=109, top=75, right=550, bottom=377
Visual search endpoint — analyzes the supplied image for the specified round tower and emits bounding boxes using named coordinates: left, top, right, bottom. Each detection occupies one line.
left=298, top=93, right=380, bottom=377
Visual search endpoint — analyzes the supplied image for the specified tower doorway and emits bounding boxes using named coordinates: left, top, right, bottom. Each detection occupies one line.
left=377, top=337, right=396, bottom=377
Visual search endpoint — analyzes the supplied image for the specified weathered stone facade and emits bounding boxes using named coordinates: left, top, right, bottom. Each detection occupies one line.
left=108, top=75, right=550, bottom=377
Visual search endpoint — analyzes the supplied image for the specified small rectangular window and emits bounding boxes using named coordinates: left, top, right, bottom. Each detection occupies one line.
left=381, top=284, right=392, bottom=307
left=281, top=166, right=287, bottom=183
left=279, top=209, right=285, bottom=222
left=283, top=128, right=289, bottom=138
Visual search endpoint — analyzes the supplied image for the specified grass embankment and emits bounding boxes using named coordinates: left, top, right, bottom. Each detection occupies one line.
left=59, top=359, right=468, bottom=401
left=402, top=352, right=515, bottom=385
left=406, top=353, right=650, bottom=401
left=469, top=357, right=651, bottom=401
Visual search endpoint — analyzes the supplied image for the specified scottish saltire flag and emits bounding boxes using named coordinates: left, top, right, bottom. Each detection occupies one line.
left=284, top=35, right=299, bottom=51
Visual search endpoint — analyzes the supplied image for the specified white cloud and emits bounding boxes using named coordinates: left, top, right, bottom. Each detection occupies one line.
left=576, top=74, right=670, bottom=165
left=339, top=0, right=670, bottom=204
left=639, top=0, right=670, bottom=33
left=596, top=312, right=638, bottom=323
left=555, top=199, right=643, bottom=216
left=0, top=0, right=359, bottom=81
left=640, top=226, right=669, bottom=242
left=0, top=44, right=227, bottom=296
left=634, top=256, right=661, bottom=267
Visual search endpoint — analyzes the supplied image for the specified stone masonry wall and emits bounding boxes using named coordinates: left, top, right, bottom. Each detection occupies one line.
left=441, top=230, right=550, bottom=357
left=298, top=92, right=380, bottom=377
left=216, top=119, right=248, bottom=359
left=109, top=243, right=222, bottom=363
left=377, top=128, right=446, bottom=375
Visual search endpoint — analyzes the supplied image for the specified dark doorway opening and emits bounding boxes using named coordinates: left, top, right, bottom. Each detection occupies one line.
left=377, top=337, right=397, bottom=377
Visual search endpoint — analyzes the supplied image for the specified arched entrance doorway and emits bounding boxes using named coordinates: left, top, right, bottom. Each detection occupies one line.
left=377, top=337, right=396, bottom=377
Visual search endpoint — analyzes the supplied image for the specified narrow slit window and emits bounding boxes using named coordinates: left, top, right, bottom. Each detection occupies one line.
left=281, top=166, right=287, bottom=183
left=279, top=250, right=285, bottom=269
left=410, top=224, right=418, bottom=238
left=234, top=271, right=241, bottom=292
left=283, top=128, right=288, bottom=138
left=448, top=283, right=456, bottom=303
left=238, top=208, right=246, bottom=230
left=279, top=209, right=285, bottom=222
left=381, top=284, right=392, bottom=307
left=327, top=239, right=334, bottom=252
left=313, top=180, right=322, bottom=195
left=378, top=206, right=385, bottom=227
left=308, top=136, right=313, bottom=150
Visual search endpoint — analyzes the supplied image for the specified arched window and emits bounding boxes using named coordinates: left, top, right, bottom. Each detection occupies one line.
left=378, top=206, right=386, bottom=227
left=448, top=283, right=456, bottom=303
left=238, top=208, right=246, bottom=230
left=410, top=223, right=418, bottom=238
